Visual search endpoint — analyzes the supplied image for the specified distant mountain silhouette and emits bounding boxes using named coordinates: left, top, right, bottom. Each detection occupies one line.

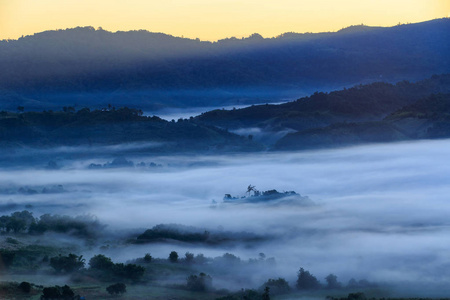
left=0, top=19, right=449, bottom=110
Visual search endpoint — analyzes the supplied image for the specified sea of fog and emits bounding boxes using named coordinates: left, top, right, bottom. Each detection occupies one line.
left=1, top=139, right=450, bottom=296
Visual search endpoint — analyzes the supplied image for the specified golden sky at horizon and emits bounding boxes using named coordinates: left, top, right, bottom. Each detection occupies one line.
left=0, top=0, right=449, bottom=41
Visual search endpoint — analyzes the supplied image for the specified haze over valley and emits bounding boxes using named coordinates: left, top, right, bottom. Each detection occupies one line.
left=2, top=140, right=450, bottom=298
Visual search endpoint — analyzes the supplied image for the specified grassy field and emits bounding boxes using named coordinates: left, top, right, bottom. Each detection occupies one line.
left=0, top=280, right=229, bottom=300
left=0, top=277, right=391, bottom=300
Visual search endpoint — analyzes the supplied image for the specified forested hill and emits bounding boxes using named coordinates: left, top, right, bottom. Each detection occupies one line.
left=274, top=93, right=450, bottom=150
left=0, top=18, right=449, bottom=110
left=2, top=75, right=449, bottom=153
left=196, top=74, right=450, bottom=132
left=195, top=74, right=450, bottom=150
left=0, top=107, right=261, bottom=152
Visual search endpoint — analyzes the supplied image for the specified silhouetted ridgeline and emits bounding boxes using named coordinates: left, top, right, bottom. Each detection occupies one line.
left=196, top=74, right=450, bottom=150
left=0, top=18, right=449, bottom=110
left=197, top=74, right=450, bottom=130
left=0, top=107, right=261, bottom=152
left=274, top=93, right=450, bottom=150
left=1, top=75, right=449, bottom=152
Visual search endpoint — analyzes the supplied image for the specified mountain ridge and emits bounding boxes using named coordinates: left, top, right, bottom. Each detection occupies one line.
left=1, top=18, right=448, bottom=110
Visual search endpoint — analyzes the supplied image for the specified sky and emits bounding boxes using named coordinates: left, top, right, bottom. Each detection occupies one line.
left=0, top=0, right=449, bottom=41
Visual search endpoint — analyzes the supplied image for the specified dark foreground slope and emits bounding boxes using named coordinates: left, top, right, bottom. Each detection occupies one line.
left=0, top=107, right=261, bottom=152
left=0, top=18, right=449, bottom=110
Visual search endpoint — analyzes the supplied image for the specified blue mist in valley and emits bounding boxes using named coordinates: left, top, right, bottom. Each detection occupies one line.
left=2, top=140, right=450, bottom=297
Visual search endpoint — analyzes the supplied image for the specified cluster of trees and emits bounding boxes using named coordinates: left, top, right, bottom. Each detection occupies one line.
left=0, top=281, right=41, bottom=298
left=137, top=224, right=210, bottom=243
left=0, top=106, right=259, bottom=152
left=60, top=106, right=145, bottom=120
left=186, top=273, right=213, bottom=292
left=1, top=184, right=66, bottom=194
left=169, top=251, right=179, bottom=263
left=295, top=268, right=375, bottom=291
left=327, top=292, right=368, bottom=300
left=260, top=278, right=290, bottom=295
left=0, top=211, right=103, bottom=239
left=88, top=157, right=135, bottom=169
left=88, top=254, right=145, bottom=282
left=40, top=285, right=78, bottom=300
left=216, top=288, right=271, bottom=300
left=215, top=268, right=374, bottom=300
left=18, top=281, right=32, bottom=293
left=50, top=254, right=85, bottom=273
left=44, top=253, right=145, bottom=283
left=0, top=244, right=382, bottom=299
left=1, top=106, right=148, bottom=126
left=0, top=211, right=35, bottom=233
left=135, top=223, right=264, bottom=245
left=153, top=250, right=273, bottom=268
left=106, top=283, right=126, bottom=295
left=0, top=245, right=60, bottom=271
left=215, top=266, right=374, bottom=299
left=216, top=270, right=343, bottom=299
left=88, top=157, right=163, bottom=170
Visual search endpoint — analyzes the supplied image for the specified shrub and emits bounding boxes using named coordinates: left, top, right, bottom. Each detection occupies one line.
left=296, top=267, right=321, bottom=290
left=186, top=273, right=212, bottom=291
left=144, top=253, right=152, bottom=262
left=88, top=254, right=144, bottom=282
left=42, top=286, right=61, bottom=299
left=169, top=251, right=178, bottom=263
left=185, top=252, right=194, bottom=263
left=41, top=285, right=75, bottom=299
left=106, top=283, right=126, bottom=295
left=0, top=250, right=15, bottom=270
left=18, top=281, right=31, bottom=293
left=88, top=254, right=114, bottom=271
left=325, top=274, right=342, bottom=289
left=261, top=277, right=290, bottom=294
left=49, top=254, right=85, bottom=273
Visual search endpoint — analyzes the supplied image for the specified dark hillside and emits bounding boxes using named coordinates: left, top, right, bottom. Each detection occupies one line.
left=386, top=93, right=450, bottom=139
left=274, top=93, right=450, bottom=150
left=0, top=108, right=261, bottom=152
left=274, top=122, right=409, bottom=150
left=197, top=74, right=450, bottom=132
left=0, top=19, right=449, bottom=110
